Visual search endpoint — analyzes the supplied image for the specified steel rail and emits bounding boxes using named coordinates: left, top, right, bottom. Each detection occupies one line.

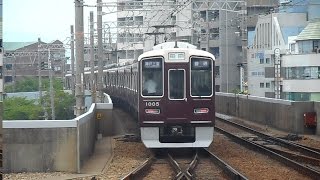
left=167, top=153, right=185, bottom=180
left=184, top=152, right=199, bottom=180
left=121, top=156, right=156, bottom=180
left=216, top=117, right=320, bottom=159
left=215, top=126, right=320, bottom=179
left=289, top=141, right=320, bottom=153
left=200, top=148, right=248, bottom=180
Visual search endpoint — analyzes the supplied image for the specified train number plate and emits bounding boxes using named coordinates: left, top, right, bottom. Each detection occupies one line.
left=145, top=101, right=159, bottom=107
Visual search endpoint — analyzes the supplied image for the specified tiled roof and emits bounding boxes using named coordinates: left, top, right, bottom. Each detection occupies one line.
left=296, top=19, right=320, bottom=41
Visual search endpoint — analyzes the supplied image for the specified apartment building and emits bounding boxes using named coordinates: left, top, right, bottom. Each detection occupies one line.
left=282, top=19, right=320, bottom=101
left=247, top=0, right=320, bottom=99
left=116, top=0, right=277, bottom=93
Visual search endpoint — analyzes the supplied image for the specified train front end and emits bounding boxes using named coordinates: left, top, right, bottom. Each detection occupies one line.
left=138, top=46, right=215, bottom=148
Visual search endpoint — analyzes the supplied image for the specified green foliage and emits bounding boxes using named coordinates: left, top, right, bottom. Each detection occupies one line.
left=231, top=88, right=249, bottom=95
left=4, top=77, right=75, bottom=120
left=4, top=97, right=42, bottom=120
left=42, top=90, right=75, bottom=120
left=5, top=77, right=38, bottom=92
left=5, top=77, right=63, bottom=93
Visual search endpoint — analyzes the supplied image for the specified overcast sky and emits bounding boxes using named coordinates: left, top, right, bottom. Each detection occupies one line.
left=3, top=0, right=115, bottom=43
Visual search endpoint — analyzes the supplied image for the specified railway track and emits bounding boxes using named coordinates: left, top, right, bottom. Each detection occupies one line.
left=121, top=148, right=248, bottom=180
left=216, top=117, right=320, bottom=179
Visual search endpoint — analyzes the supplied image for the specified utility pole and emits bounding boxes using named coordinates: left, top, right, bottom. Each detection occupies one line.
left=97, top=0, right=104, bottom=103
left=90, top=11, right=96, bottom=103
left=75, top=0, right=85, bottom=116
left=38, top=38, right=43, bottom=110
left=70, top=25, right=75, bottom=96
left=48, top=49, right=55, bottom=120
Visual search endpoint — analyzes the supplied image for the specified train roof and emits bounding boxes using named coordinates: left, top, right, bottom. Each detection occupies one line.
left=138, top=42, right=215, bottom=61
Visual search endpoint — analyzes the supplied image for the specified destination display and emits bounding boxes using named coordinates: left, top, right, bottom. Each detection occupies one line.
left=191, top=59, right=211, bottom=70
left=143, top=59, right=162, bottom=69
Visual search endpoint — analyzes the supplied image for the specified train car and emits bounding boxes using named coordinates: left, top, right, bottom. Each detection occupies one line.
left=66, top=41, right=215, bottom=148
left=138, top=42, right=215, bottom=148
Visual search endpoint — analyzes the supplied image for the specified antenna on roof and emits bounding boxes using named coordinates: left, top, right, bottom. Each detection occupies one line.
left=174, top=41, right=178, bottom=48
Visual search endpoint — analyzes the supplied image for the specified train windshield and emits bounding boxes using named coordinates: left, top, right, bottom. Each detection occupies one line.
left=190, top=57, right=212, bottom=96
left=141, top=58, right=163, bottom=96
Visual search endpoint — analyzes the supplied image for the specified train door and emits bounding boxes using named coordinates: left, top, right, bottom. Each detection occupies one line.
left=164, top=64, right=191, bottom=123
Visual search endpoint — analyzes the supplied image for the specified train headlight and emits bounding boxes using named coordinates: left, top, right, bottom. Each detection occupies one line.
left=145, top=109, right=161, bottom=114
left=194, top=108, right=209, bottom=114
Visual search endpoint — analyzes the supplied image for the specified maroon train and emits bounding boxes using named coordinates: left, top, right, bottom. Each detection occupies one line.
left=67, top=42, right=215, bottom=148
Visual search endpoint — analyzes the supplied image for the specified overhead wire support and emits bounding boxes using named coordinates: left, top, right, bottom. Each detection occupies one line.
left=97, top=0, right=104, bottom=103
left=75, top=0, right=85, bottom=117
left=90, top=11, right=96, bottom=104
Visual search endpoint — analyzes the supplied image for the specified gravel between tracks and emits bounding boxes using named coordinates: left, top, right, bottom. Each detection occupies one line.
left=210, top=134, right=312, bottom=180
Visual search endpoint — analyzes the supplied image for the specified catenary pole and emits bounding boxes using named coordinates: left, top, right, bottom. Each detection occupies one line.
left=97, top=0, right=104, bottom=103
left=75, top=0, right=85, bottom=116
left=90, top=11, right=96, bottom=103
left=70, top=25, right=75, bottom=96
left=38, top=38, right=42, bottom=111
left=48, top=49, right=55, bottom=120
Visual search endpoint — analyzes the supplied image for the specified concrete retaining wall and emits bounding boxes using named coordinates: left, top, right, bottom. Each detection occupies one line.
left=96, top=94, right=113, bottom=136
left=216, top=93, right=318, bottom=134
left=3, top=121, right=78, bottom=173
left=3, top=93, right=113, bottom=173
left=77, top=104, right=96, bottom=171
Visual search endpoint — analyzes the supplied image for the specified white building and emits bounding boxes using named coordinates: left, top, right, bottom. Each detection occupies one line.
left=247, top=12, right=308, bottom=98
left=282, top=19, right=320, bottom=101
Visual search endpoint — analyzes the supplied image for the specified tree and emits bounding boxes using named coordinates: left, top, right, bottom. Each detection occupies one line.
left=5, top=77, right=64, bottom=93
left=4, top=97, right=42, bottom=120
left=42, top=90, right=76, bottom=120
left=4, top=77, right=75, bottom=120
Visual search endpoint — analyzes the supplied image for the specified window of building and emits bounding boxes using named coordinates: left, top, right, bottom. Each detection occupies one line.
left=260, top=83, right=264, bottom=88
left=215, top=66, right=220, bottom=78
left=285, top=66, right=320, bottom=79
left=171, top=16, right=176, bottom=25
left=298, top=40, right=313, bottom=54
left=260, top=58, right=264, bottom=64
left=290, top=43, right=295, bottom=53
left=285, top=92, right=311, bottom=101
left=266, top=82, right=270, bottom=88
left=134, top=16, right=143, bottom=25
left=5, top=64, right=12, bottom=70
left=212, top=47, right=219, bottom=58
left=265, top=58, right=270, bottom=64
left=215, top=85, right=220, bottom=92
left=313, top=40, right=319, bottom=51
